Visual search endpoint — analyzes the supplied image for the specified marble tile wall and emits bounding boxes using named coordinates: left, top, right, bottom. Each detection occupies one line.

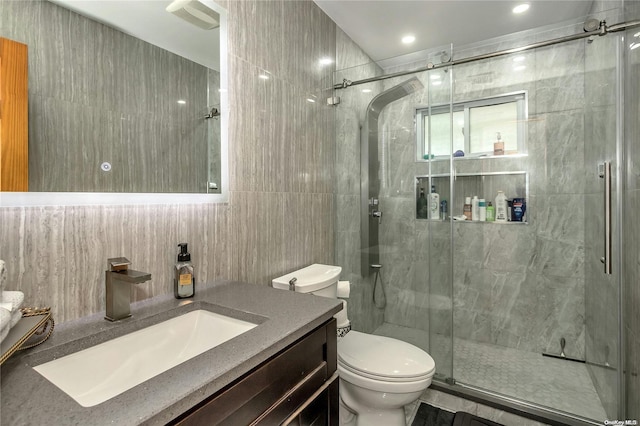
left=1, top=0, right=214, bottom=193
left=333, top=28, right=385, bottom=334
left=0, top=0, right=337, bottom=323
left=624, top=0, right=640, bottom=418
left=371, top=35, right=590, bottom=362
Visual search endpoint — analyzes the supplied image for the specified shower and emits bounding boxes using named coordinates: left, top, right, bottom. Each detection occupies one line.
left=360, top=77, right=424, bottom=277
left=334, top=14, right=640, bottom=425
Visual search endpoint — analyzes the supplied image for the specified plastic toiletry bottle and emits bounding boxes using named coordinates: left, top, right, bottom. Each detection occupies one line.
left=479, top=199, right=486, bottom=221
left=441, top=199, right=448, bottom=221
left=175, top=243, right=195, bottom=299
left=417, top=187, right=428, bottom=219
left=495, top=191, right=508, bottom=222
left=494, top=132, right=504, bottom=156
left=429, top=185, right=440, bottom=220
left=463, top=197, right=472, bottom=220
left=486, top=202, right=495, bottom=222
left=471, top=196, right=480, bottom=221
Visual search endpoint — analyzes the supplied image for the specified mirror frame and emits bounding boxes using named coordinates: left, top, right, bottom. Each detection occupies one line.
left=1, top=0, right=228, bottom=207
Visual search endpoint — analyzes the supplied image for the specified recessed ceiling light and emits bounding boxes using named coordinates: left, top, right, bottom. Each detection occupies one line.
left=432, top=81, right=442, bottom=86
left=362, top=89, right=372, bottom=93
left=319, top=57, right=333, bottom=65
left=513, top=56, right=525, bottom=62
left=631, top=42, right=640, bottom=50
left=634, top=32, right=640, bottom=38
left=402, top=35, right=416, bottom=44
left=177, top=100, right=186, bottom=104
left=258, top=74, right=269, bottom=80
left=512, top=4, right=530, bottom=14
left=306, top=98, right=316, bottom=103
left=430, top=74, right=441, bottom=80
left=513, top=65, right=526, bottom=71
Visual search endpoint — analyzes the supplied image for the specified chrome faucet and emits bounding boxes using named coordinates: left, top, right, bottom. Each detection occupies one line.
left=105, top=257, right=152, bottom=322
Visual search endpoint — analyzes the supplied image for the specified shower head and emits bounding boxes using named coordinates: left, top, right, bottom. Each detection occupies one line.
left=368, top=77, right=424, bottom=116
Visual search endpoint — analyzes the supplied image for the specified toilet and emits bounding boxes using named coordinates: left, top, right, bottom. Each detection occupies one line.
left=272, top=264, right=436, bottom=426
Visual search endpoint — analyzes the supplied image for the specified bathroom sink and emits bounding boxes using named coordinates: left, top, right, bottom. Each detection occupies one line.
left=33, top=309, right=258, bottom=407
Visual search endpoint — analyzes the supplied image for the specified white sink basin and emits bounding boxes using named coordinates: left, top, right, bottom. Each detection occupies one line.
left=34, top=309, right=258, bottom=407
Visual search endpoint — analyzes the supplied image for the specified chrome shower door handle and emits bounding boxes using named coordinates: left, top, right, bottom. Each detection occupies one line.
left=599, top=162, right=612, bottom=275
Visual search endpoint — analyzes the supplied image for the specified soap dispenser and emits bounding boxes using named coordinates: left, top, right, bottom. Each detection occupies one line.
left=175, top=243, right=195, bottom=299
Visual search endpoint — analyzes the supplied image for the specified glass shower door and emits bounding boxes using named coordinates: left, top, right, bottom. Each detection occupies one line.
left=583, top=30, right=623, bottom=419
left=419, top=60, right=454, bottom=383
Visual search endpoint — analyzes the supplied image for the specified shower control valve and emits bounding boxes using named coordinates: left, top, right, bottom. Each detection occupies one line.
left=371, top=210, right=382, bottom=224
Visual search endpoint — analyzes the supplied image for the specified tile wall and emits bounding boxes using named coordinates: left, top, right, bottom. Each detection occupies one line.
left=374, top=27, right=591, bottom=360
left=333, top=28, right=385, bottom=333
left=0, top=0, right=337, bottom=323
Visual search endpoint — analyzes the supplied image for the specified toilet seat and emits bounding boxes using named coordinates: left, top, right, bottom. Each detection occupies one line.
left=338, top=331, right=435, bottom=382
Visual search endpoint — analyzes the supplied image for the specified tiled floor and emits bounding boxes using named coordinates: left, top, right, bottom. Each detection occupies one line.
left=373, top=322, right=607, bottom=422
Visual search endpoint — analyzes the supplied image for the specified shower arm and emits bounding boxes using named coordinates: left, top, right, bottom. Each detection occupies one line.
left=333, top=19, right=640, bottom=90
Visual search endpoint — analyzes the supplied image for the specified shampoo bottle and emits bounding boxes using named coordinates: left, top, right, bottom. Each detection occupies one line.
left=175, top=243, right=195, bottom=299
left=486, top=202, right=495, bottom=222
left=495, top=191, right=508, bottom=222
left=463, top=197, right=472, bottom=220
left=429, top=185, right=440, bottom=220
left=479, top=199, right=486, bottom=221
left=471, top=196, right=480, bottom=221
left=417, top=187, right=428, bottom=219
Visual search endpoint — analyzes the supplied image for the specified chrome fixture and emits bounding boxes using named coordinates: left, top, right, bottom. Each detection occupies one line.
left=599, top=162, right=612, bottom=274
left=288, top=277, right=297, bottom=291
left=333, top=18, right=640, bottom=90
left=105, top=257, right=152, bottom=322
left=361, top=77, right=423, bottom=277
left=370, top=264, right=386, bottom=309
left=204, top=107, right=220, bottom=119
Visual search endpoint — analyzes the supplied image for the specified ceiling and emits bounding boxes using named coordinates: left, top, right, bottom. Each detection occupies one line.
left=314, top=0, right=599, bottom=67
left=50, top=0, right=610, bottom=73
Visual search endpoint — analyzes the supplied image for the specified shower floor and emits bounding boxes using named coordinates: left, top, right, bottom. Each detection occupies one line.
left=372, top=322, right=607, bottom=421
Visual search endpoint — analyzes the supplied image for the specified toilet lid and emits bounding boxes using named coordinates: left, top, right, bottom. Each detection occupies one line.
left=338, top=331, right=435, bottom=380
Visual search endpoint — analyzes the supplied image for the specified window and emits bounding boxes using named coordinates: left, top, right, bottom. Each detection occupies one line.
left=417, top=92, right=527, bottom=159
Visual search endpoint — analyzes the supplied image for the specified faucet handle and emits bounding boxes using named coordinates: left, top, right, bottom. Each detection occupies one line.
left=108, top=257, right=131, bottom=271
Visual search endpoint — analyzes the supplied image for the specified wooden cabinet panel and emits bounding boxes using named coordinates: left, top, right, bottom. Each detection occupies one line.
left=0, top=37, right=29, bottom=192
left=173, top=319, right=338, bottom=426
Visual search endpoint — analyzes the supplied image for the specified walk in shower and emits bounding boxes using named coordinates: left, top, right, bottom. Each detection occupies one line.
left=334, top=5, right=638, bottom=424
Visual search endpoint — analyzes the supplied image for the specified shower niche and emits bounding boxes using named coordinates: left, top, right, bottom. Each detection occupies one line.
left=416, top=171, right=528, bottom=223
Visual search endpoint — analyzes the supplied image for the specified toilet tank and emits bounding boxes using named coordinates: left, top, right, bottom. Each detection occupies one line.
left=272, top=264, right=342, bottom=298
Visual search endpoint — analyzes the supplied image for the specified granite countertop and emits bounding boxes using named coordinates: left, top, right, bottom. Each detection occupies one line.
left=0, top=280, right=342, bottom=426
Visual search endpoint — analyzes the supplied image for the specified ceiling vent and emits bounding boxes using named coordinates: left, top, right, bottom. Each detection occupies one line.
left=166, top=0, right=220, bottom=30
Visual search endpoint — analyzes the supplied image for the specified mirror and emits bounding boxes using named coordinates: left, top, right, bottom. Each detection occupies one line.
left=0, top=0, right=228, bottom=205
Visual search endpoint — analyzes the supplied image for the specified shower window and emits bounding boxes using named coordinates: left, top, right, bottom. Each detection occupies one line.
left=417, top=91, right=527, bottom=159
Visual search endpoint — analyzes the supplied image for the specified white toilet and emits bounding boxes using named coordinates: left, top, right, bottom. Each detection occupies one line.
left=272, top=264, right=436, bottom=426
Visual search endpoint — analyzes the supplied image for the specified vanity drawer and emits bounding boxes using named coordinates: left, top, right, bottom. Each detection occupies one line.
left=173, top=318, right=337, bottom=426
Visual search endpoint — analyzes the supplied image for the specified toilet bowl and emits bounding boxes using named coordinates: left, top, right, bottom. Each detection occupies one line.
left=272, top=264, right=436, bottom=426
left=338, top=331, right=435, bottom=425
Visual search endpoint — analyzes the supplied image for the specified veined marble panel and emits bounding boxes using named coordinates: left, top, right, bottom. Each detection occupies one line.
left=1, top=0, right=338, bottom=327
left=0, top=204, right=229, bottom=323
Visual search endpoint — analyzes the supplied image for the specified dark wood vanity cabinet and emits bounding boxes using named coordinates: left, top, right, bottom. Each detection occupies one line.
left=172, top=319, right=338, bottom=426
